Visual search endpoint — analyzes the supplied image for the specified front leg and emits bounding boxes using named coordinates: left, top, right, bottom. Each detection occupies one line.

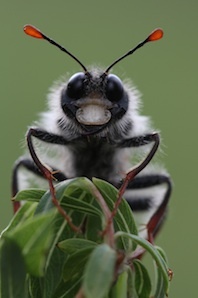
left=117, top=132, right=160, bottom=149
left=109, top=132, right=160, bottom=221
left=12, top=157, right=67, bottom=212
left=26, top=127, right=81, bottom=184
left=26, top=128, right=60, bottom=183
left=26, top=127, right=81, bottom=232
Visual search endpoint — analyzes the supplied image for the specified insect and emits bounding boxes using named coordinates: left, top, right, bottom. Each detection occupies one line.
left=12, top=25, right=172, bottom=242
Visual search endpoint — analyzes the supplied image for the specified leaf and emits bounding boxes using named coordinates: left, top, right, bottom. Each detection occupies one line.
left=52, top=277, right=81, bottom=298
left=28, top=277, right=42, bottom=298
left=59, top=178, right=104, bottom=218
left=93, top=178, right=138, bottom=250
left=0, top=238, right=27, bottom=298
left=126, top=266, right=138, bottom=298
left=5, top=212, right=55, bottom=277
left=34, top=180, right=76, bottom=213
left=14, top=189, right=46, bottom=202
left=58, top=238, right=97, bottom=254
left=115, top=232, right=170, bottom=294
left=154, top=246, right=170, bottom=298
left=1, top=179, right=170, bottom=298
left=1, top=202, right=37, bottom=236
left=42, top=248, right=66, bottom=297
left=133, top=259, right=151, bottom=298
left=154, top=268, right=167, bottom=298
left=61, top=195, right=103, bottom=217
left=110, top=269, right=128, bottom=298
left=35, top=178, right=105, bottom=243
left=34, top=180, right=78, bottom=253
left=29, top=248, right=65, bottom=298
left=85, top=214, right=103, bottom=243
left=58, top=239, right=98, bottom=287
left=83, top=244, right=116, bottom=298
left=62, top=247, right=95, bottom=282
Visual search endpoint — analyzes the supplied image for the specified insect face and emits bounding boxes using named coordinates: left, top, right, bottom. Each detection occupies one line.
left=61, top=71, right=128, bottom=134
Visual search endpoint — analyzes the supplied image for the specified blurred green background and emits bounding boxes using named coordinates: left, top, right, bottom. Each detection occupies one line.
left=0, top=0, right=196, bottom=296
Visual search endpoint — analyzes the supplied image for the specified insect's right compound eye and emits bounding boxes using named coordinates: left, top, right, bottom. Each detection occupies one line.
left=66, top=72, right=85, bottom=99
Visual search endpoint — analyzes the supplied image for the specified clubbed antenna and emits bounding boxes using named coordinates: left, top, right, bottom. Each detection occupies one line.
left=104, top=28, right=163, bottom=74
left=23, top=24, right=88, bottom=73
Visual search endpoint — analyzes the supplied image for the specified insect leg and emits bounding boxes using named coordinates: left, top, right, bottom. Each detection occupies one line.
left=103, top=132, right=160, bottom=236
left=26, top=127, right=69, bottom=177
left=12, top=128, right=68, bottom=196
left=119, top=132, right=159, bottom=196
left=12, top=157, right=67, bottom=212
left=111, top=132, right=160, bottom=219
left=12, top=158, right=67, bottom=196
left=25, top=127, right=80, bottom=232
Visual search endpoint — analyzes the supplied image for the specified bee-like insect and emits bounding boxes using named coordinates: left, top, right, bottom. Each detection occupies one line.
left=12, top=25, right=172, bottom=242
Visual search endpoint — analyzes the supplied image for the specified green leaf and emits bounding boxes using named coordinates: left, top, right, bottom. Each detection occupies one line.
left=61, top=195, right=103, bottom=217
left=93, top=178, right=138, bottom=250
left=59, top=178, right=103, bottom=218
left=83, top=244, right=116, bottom=298
left=154, top=246, right=170, bottom=298
left=126, top=266, right=138, bottom=298
left=133, top=259, right=151, bottom=298
left=154, top=268, right=167, bottom=298
left=62, top=246, right=95, bottom=282
left=58, top=238, right=97, bottom=254
left=115, top=232, right=170, bottom=294
left=29, top=248, right=66, bottom=298
left=1, top=202, right=37, bottom=236
left=85, top=214, right=103, bottom=243
left=110, top=269, right=128, bottom=298
left=42, top=248, right=66, bottom=297
left=34, top=180, right=76, bottom=213
left=52, top=277, right=81, bottom=298
left=5, top=212, right=55, bottom=277
left=1, top=178, right=170, bottom=298
left=14, top=189, right=46, bottom=202
left=0, top=238, right=27, bottom=298
left=28, top=277, right=42, bottom=298
left=35, top=178, right=105, bottom=243
left=34, top=180, right=78, bottom=244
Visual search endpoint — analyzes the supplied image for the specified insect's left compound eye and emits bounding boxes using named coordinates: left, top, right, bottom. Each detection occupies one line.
left=105, top=74, right=124, bottom=102
left=66, top=72, right=85, bottom=99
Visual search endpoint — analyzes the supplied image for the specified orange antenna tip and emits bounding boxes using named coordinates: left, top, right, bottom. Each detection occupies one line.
left=147, top=28, right=163, bottom=42
left=23, top=25, right=43, bottom=39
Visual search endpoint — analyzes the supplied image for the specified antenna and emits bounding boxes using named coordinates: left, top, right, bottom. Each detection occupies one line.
left=104, top=28, right=163, bottom=74
left=23, top=24, right=88, bottom=73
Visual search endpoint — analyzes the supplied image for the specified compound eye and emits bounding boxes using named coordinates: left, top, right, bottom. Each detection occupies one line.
left=66, top=72, right=85, bottom=99
left=105, top=74, right=124, bottom=102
